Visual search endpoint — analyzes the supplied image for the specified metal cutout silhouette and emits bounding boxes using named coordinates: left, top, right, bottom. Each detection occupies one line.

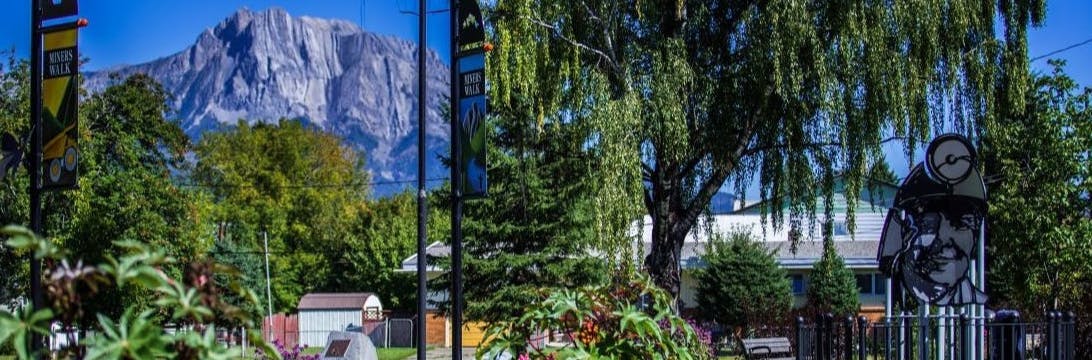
left=878, top=134, right=988, bottom=307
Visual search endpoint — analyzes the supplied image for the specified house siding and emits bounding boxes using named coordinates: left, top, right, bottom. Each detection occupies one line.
left=298, top=309, right=363, bottom=347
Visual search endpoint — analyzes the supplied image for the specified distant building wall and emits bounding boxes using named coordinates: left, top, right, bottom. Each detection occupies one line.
left=298, top=309, right=361, bottom=347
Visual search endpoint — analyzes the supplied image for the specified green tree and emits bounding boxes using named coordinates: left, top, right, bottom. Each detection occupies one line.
left=806, top=243, right=859, bottom=316
left=694, top=231, right=791, bottom=330
left=1, top=69, right=208, bottom=321
left=489, top=0, right=1045, bottom=300
left=983, top=61, right=1092, bottom=313
left=344, top=191, right=449, bottom=312
left=0, top=54, right=30, bottom=307
left=433, top=104, right=608, bottom=324
left=192, top=120, right=369, bottom=312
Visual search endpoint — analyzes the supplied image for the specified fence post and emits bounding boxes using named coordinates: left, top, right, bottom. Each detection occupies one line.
left=796, top=317, right=805, bottom=360
left=1065, top=312, right=1075, bottom=360
left=904, top=312, right=914, bottom=360
left=843, top=316, right=854, bottom=360
left=958, top=314, right=969, bottom=360
left=1046, top=311, right=1057, bottom=360
left=857, top=316, right=868, bottom=360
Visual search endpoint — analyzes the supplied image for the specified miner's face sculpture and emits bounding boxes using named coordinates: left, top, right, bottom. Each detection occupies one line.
left=879, top=134, right=988, bottom=307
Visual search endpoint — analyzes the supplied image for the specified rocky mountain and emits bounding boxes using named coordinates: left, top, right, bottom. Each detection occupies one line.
left=84, top=7, right=450, bottom=194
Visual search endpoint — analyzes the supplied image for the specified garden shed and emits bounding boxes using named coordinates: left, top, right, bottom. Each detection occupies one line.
left=297, top=292, right=383, bottom=347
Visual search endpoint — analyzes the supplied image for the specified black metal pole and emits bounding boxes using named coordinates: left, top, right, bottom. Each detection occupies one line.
left=416, top=0, right=428, bottom=358
left=28, top=0, right=45, bottom=355
left=449, top=0, right=463, bottom=358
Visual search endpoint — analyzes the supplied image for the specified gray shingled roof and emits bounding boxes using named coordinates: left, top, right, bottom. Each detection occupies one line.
left=297, top=293, right=377, bottom=310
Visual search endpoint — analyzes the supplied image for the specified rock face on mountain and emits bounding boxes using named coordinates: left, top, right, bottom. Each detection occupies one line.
left=84, top=7, right=450, bottom=192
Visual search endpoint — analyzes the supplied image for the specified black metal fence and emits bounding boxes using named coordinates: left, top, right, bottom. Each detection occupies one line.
left=780, top=311, right=1077, bottom=360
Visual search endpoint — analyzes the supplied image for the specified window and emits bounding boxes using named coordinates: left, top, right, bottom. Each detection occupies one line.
left=834, top=221, right=849, bottom=236
left=856, top=274, right=873, bottom=294
left=790, top=274, right=806, bottom=295
left=856, top=273, right=886, bottom=295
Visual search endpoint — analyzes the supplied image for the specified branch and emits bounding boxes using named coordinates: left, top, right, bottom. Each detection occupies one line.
left=526, top=17, right=620, bottom=74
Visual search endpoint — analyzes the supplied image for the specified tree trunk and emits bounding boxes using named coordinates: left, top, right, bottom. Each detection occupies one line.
left=645, top=219, right=683, bottom=302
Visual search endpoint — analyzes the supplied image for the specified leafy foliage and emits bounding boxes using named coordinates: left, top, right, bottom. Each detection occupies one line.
left=193, top=120, right=369, bottom=312
left=0, top=226, right=274, bottom=360
left=805, top=243, right=859, bottom=316
left=983, top=61, right=1092, bottom=313
left=694, top=231, right=791, bottom=330
left=489, top=0, right=1045, bottom=299
left=479, top=271, right=712, bottom=360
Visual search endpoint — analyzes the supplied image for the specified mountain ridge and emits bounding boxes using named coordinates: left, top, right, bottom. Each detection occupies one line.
left=84, top=7, right=451, bottom=194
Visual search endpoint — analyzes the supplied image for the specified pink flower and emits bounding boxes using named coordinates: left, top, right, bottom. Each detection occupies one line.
left=518, top=354, right=530, bottom=360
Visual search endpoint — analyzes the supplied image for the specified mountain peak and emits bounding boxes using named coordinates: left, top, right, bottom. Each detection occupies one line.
left=84, top=8, right=452, bottom=191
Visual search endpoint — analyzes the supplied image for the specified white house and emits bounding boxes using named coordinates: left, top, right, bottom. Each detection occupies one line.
left=297, top=292, right=383, bottom=347
left=401, top=177, right=899, bottom=334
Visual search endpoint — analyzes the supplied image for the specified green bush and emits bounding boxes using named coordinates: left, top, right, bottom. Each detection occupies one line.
left=0, top=226, right=276, bottom=360
left=805, top=243, right=859, bottom=316
left=695, top=231, right=792, bottom=331
left=479, top=270, right=713, bottom=359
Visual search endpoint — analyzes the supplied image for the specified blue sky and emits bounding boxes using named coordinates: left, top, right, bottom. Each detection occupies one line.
left=1, top=0, right=1089, bottom=186
left=1, top=1, right=1087, bottom=82
left=2, top=0, right=454, bottom=69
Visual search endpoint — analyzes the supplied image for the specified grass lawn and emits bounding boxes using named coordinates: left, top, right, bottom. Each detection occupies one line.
left=376, top=347, right=417, bottom=360
left=300, top=347, right=417, bottom=360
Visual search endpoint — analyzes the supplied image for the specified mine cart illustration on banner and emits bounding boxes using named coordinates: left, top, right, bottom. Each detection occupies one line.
left=878, top=134, right=988, bottom=308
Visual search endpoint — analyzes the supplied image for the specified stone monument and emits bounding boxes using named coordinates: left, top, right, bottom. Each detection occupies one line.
left=319, top=331, right=378, bottom=360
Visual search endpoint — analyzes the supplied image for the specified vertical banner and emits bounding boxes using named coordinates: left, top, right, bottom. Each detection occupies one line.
left=41, top=28, right=79, bottom=190
left=456, top=0, right=487, bottom=197
left=41, top=0, right=78, bottom=21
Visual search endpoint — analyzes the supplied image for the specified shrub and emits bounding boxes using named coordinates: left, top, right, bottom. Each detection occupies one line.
left=694, top=231, right=792, bottom=331
left=479, top=270, right=713, bottom=359
left=0, top=226, right=276, bottom=359
left=805, top=242, right=859, bottom=316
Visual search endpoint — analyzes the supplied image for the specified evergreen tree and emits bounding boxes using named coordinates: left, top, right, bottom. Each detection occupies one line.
left=695, top=231, right=791, bottom=330
left=435, top=105, right=608, bottom=324
left=806, top=243, right=859, bottom=316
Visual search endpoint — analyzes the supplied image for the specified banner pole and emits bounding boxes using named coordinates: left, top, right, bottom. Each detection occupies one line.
left=28, top=0, right=45, bottom=355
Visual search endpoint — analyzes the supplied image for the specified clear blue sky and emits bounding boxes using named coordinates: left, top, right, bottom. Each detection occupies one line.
left=1, top=0, right=1089, bottom=188
left=0, top=0, right=1087, bottom=83
left=1, top=0, right=454, bottom=70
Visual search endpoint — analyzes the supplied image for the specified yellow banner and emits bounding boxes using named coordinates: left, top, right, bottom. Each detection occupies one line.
left=41, top=28, right=79, bottom=189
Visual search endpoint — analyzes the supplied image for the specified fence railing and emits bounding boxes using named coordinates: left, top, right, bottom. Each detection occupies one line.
left=781, top=311, right=1077, bottom=360
left=262, top=317, right=417, bottom=350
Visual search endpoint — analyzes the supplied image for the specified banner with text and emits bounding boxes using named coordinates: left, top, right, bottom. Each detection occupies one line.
left=42, top=28, right=79, bottom=190
left=455, top=0, right=487, bottom=198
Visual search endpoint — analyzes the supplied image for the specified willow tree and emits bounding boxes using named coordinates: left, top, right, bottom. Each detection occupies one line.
left=489, top=0, right=1044, bottom=298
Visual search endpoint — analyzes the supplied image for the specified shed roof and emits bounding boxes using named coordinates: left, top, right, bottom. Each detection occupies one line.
left=297, top=293, right=378, bottom=310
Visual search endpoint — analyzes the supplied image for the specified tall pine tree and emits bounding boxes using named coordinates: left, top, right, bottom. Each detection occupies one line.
left=436, top=103, right=608, bottom=324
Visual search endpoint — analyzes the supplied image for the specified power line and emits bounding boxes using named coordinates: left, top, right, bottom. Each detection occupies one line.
left=1031, top=36, right=1092, bottom=62
left=176, top=177, right=449, bottom=189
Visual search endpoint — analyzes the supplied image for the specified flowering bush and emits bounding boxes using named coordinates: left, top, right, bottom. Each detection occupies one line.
left=255, top=338, right=318, bottom=360
left=479, top=271, right=712, bottom=359
left=0, top=226, right=276, bottom=360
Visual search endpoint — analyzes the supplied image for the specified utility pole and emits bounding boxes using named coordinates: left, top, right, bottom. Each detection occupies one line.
left=28, top=0, right=44, bottom=354
left=263, top=231, right=273, bottom=340
left=416, top=0, right=429, bottom=358
left=449, top=0, right=464, bottom=358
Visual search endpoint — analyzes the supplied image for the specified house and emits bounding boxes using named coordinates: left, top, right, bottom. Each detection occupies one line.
left=669, top=177, right=897, bottom=320
left=296, top=292, right=384, bottom=347
left=400, top=177, right=899, bottom=346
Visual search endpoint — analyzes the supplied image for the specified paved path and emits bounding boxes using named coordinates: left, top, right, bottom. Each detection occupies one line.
left=404, top=347, right=478, bottom=360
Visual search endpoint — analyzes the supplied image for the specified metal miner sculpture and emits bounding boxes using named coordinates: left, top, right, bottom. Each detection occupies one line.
left=878, top=134, right=988, bottom=307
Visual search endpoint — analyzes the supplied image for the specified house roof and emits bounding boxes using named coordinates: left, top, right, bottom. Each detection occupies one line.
left=733, top=176, right=899, bottom=215
left=297, top=293, right=378, bottom=310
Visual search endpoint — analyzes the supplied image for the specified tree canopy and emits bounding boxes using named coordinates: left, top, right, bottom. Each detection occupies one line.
left=489, top=0, right=1046, bottom=299
left=192, top=120, right=370, bottom=312
left=984, top=61, right=1092, bottom=313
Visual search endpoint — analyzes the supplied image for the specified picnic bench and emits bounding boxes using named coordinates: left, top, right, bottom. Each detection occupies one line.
left=739, top=337, right=795, bottom=360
